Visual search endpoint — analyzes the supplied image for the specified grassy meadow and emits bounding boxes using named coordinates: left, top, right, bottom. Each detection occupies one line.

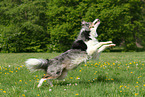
left=0, top=52, right=145, bottom=97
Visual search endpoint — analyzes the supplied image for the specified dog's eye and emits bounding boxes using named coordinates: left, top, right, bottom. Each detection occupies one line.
left=86, top=23, right=90, bottom=26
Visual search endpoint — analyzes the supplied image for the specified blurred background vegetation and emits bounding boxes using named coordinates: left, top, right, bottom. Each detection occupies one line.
left=0, top=0, right=145, bottom=53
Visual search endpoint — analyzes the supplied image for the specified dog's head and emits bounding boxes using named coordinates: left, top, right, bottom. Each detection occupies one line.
left=89, top=19, right=100, bottom=38
left=81, top=20, right=92, bottom=29
left=90, top=19, right=100, bottom=29
left=81, top=19, right=100, bottom=29
left=79, top=19, right=100, bottom=40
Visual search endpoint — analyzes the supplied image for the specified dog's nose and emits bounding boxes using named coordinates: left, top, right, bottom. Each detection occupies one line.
left=93, top=19, right=100, bottom=24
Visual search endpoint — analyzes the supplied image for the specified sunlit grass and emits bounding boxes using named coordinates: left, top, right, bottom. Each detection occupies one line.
left=0, top=52, right=145, bottom=97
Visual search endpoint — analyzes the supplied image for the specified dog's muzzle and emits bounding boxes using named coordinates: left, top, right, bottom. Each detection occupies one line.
left=89, top=19, right=100, bottom=28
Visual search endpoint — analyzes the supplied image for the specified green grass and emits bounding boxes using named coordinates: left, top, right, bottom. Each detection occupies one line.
left=0, top=52, right=145, bottom=97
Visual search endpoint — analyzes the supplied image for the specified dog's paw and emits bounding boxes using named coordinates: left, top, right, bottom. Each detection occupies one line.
left=109, top=44, right=116, bottom=47
left=108, top=41, right=113, bottom=44
left=37, top=84, right=41, bottom=88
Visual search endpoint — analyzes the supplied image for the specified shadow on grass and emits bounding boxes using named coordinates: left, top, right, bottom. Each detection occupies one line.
left=52, top=75, right=121, bottom=86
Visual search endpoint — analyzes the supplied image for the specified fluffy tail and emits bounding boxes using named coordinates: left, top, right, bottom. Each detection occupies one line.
left=25, top=58, right=49, bottom=72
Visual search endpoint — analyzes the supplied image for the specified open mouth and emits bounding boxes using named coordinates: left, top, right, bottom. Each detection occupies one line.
left=89, top=19, right=100, bottom=28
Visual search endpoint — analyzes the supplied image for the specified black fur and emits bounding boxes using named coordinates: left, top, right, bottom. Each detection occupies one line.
left=77, top=21, right=92, bottom=41
left=72, top=40, right=87, bottom=51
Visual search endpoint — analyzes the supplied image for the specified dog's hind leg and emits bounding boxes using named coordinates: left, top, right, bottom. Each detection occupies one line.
left=57, top=69, right=68, bottom=80
left=37, top=78, right=47, bottom=88
left=37, top=74, right=58, bottom=87
left=48, top=79, right=53, bottom=86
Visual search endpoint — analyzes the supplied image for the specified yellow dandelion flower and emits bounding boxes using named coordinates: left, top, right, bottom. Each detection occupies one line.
left=70, top=77, right=73, bottom=79
left=16, top=70, right=18, bottom=72
left=143, top=84, right=145, bottom=86
left=25, top=82, right=27, bottom=84
left=135, top=86, right=138, bottom=88
left=136, top=82, right=138, bottom=84
left=142, top=64, right=144, bottom=66
left=0, top=89, right=3, bottom=90
left=19, top=80, right=22, bottom=82
left=36, top=75, right=38, bottom=77
left=29, top=80, right=31, bottom=81
left=44, top=74, right=46, bottom=76
left=3, top=91, right=6, bottom=93
left=120, top=91, right=122, bottom=92
left=37, top=94, right=40, bottom=96
left=135, top=93, right=138, bottom=96
left=76, top=76, right=80, bottom=79
left=120, top=85, right=123, bottom=88
left=79, top=70, right=81, bottom=72
left=9, top=71, right=13, bottom=73
left=75, top=93, right=79, bottom=95
left=131, top=72, right=133, bottom=73
left=18, top=67, right=20, bottom=70
left=84, top=64, right=87, bottom=66
left=22, top=94, right=25, bottom=97
left=20, top=66, right=22, bottom=68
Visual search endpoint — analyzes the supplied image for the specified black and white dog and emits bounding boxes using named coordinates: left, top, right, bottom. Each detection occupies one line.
left=25, top=19, right=115, bottom=87
left=76, top=19, right=115, bottom=60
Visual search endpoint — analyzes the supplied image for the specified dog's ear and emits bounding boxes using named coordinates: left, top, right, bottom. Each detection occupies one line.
left=81, top=20, right=86, bottom=24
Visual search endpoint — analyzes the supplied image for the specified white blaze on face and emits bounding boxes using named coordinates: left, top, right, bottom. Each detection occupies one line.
left=85, top=19, right=100, bottom=55
left=90, top=19, right=100, bottom=38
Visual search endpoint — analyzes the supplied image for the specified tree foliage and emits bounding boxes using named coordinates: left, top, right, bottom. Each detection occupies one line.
left=0, top=0, right=144, bottom=52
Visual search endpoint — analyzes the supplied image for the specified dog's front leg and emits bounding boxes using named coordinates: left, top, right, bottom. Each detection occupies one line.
left=97, top=44, right=116, bottom=53
left=86, top=41, right=113, bottom=55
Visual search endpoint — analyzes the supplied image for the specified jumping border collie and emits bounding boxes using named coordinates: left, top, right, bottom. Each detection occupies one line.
left=25, top=19, right=115, bottom=87
left=76, top=19, right=115, bottom=60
